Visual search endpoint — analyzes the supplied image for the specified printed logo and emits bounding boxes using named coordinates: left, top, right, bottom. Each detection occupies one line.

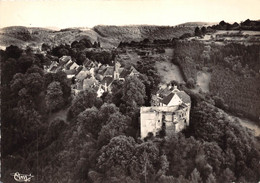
left=10, top=172, right=34, bottom=182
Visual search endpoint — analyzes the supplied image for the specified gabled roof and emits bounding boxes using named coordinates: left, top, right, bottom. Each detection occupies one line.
left=76, top=71, right=87, bottom=80
left=83, top=59, right=93, bottom=67
left=103, top=66, right=114, bottom=76
left=49, top=61, right=58, bottom=69
left=50, top=66, right=57, bottom=72
left=100, top=76, right=114, bottom=86
left=60, top=56, right=71, bottom=63
left=69, top=62, right=79, bottom=69
left=161, top=90, right=191, bottom=105
left=158, top=87, right=172, bottom=98
left=130, top=66, right=139, bottom=74
left=118, top=68, right=124, bottom=74
left=66, top=62, right=74, bottom=70
left=118, top=65, right=139, bottom=79
left=75, top=66, right=83, bottom=75
left=58, top=61, right=66, bottom=68
left=98, top=65, right=107, bottom=74
left=161, top=93, right=175, bottom=105
left=64, top=69, right=76, bottom=75
left=119, top=69, right=131, bottom=78
left=65, top=60, right=73, bottom=66
left=176, top=91, right=191, bottom=104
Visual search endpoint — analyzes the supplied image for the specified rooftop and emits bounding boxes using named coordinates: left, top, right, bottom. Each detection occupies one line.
left=100, top=76, right=114, bottom=86
left=160, top=86, right=191, bottom=105
left=103, top=66, right=114, bottom=76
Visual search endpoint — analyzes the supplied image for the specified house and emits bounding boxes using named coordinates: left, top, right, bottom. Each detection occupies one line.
left=98, top=60, right=140, bottom=94
left=65, top=59, right=73, bottom=67
left=47, top=61, right=59, bottom=72
left=59, top=55, right=72, bottom=63
left=103, top=66, right=114, bottom=77
left=93, top=85, right=105, bottom=97
left=65, top=62, right=74, bottom=70
left=129, top=66, right=139, bottom=76
left=100, top=76, right=114, bottom=92
left=64, top=69, right=77, bottom=79
left=76, top=66, right=95, bottom=80
left=115, top=64, right=139, bottom=81
left=49, top=65, right=58, bottom=73
left=69, top=62, right=79, bottom=70
left=140, top=85, right=191, bottom=139
left=160, top=86, right=191, bottom=107
left=83, top=59, right=98, bottom=69
left=97, top=65, right=107, bottom=75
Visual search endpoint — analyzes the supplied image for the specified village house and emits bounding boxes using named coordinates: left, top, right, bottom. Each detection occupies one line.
left=83, top=58, right=98, bottom=69
left=98, top=60, right=140, bottom=93
left=46, top=61, right=59, bottom=73
left=64, top=69, right=77, bottom=79
left=93, top=85, right=105, bottom=97
left=45, top=55, right=140, bottom=98
left=59, top=55, right=72, bottom=63
left=140, top=85, right=191, bottom=139
left=76, top=66, right=95, bottom=80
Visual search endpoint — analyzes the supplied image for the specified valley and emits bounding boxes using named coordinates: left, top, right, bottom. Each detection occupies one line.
left=1, top=19, right=260, bottom=183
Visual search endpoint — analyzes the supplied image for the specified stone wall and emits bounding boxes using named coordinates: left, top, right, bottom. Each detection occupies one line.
left=140, top=105, right=190, bottom=138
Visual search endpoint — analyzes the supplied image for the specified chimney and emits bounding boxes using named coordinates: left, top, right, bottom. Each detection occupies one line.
left=172, top=85, right=179, bottom=93
left=104, top=82, right=108, bottom=92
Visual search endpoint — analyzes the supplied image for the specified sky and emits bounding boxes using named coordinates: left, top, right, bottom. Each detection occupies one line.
left=0, top=0, right=259, bottom=28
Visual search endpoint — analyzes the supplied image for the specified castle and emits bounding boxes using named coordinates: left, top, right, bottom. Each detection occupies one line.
left=140, top=85, right=191, bottom=139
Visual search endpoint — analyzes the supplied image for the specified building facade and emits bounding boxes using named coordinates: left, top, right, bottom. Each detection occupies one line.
left=140, top=86, right=191, bottom=139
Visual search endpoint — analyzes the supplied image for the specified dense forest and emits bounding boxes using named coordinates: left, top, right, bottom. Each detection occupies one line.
left=1, top=39, right=260, bottom=183
left=208, top=19, right=260, bottom=31
left=172, top=41, right=260, bottom=122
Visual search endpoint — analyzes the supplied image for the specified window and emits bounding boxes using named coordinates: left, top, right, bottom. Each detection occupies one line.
left=162, top=114, right=165, bottom=121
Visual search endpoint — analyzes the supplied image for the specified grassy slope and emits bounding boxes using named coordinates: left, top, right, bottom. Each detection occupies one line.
left=0, top=25, right=194, bottom=49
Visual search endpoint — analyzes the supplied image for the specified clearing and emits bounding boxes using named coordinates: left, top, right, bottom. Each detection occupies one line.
left=219, top=108, right=260, bottom=136
left=155, top=48, right=185, bottom=85
left=192, top=71, right=211, bottom=93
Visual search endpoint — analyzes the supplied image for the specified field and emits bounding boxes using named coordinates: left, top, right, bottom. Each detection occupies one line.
left=194, top=30, right=260, bottom=44
left=155, top=48, right=185, bottom=85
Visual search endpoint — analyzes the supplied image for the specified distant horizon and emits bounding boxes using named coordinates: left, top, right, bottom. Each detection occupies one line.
left=1, top=20, right=258, bottom=30
left=0, top=0, right=259, bottom=29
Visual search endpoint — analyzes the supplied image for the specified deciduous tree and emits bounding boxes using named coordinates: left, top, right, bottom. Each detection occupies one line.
left=46, top=81, right=64, bottom=112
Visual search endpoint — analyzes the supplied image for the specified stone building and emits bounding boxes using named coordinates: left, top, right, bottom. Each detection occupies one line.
left=140, top=86, right=191, bottom=139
